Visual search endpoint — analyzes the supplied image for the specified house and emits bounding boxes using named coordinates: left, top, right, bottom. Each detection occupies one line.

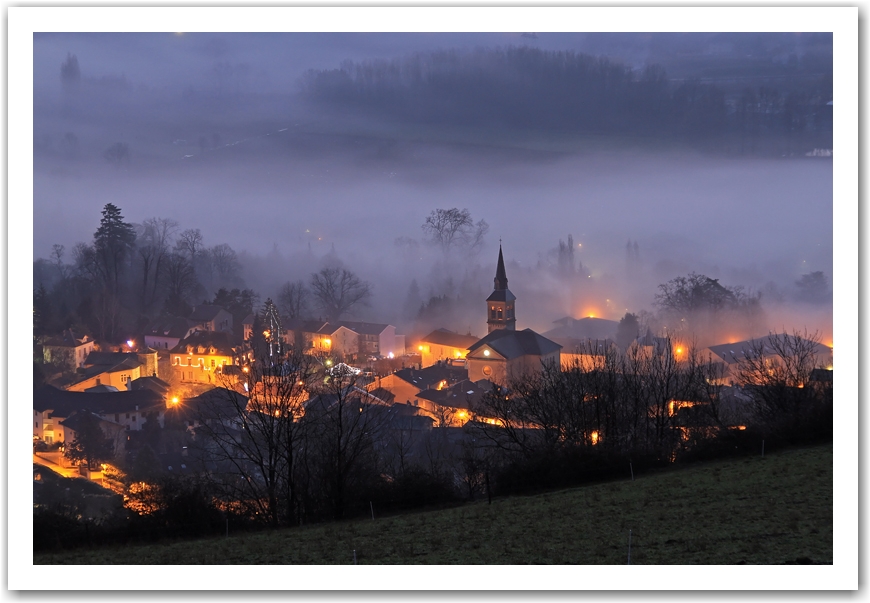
left=414, top=379, right=489, bottom=425
left=703, top=335, right=833, bottom=386
left=334, top=321, right=403, bottom=358
left=417, top=329, right=480, bottom=368
left=558, top=338, right=618, bottom=371
left=461, top=245, right=563, bottom=383
left=167, top=387, right=249, bottom=432
left=283, top=319, right=404, bottom=360
left=58, top=349, right=160, bottom=392
left=144, top=317, right=199, bottom=351
left=42, top=330, right=96, bottom=371
left=365, top=363, right=468, bottom=408
left=241, top=313, right=255, bottom=342
left=170, top=331, right=237, bottom=385
left=64, top=355, right=143, bottom=392
left=59, top=411, right=128, bottom=464
left=323, top=324, right=360, bottom=359
left=33, top=385, right=167, bottom=444
left=189, top=305, right=233, bottom=333
left=283, top=319, right=332, bottom=353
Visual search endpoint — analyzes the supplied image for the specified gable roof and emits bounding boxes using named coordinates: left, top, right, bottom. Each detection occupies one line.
left=467, top=328, right=562, bottom=360
left=420, top=328, right=479, bottom=349
left=189, top=305, right=229, bottom=322
left=43, top=329, right=91, bottom=348
left=414, top=379, right=484, bottom=410
left=706, top=336, right=832, bottom=366
left=335, top=321, right=392, bottom=336
left=84, top=385, right=120, bottom=393
left=59, top=410, right=125, bottom=434
left=145, top=317, right=198, bottom=340
left=131, top=376, right=171, bottom=395
left=284, top=319, right=331, bottom=334
left=391, top=364, right=468, bottom=391
left=33, top=385, right=165, bottom=415
left=84, top=352, right=142, bottom=368
left=180, top=387, right=248, bottom=420
left=170, top=330, right=236, bottom=356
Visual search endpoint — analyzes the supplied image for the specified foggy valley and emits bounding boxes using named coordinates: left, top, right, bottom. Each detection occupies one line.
left=33, top=32, right=833, bottom=346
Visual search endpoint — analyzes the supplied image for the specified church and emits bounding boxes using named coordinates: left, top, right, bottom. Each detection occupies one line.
left=464, top=246, right=562, bottom=383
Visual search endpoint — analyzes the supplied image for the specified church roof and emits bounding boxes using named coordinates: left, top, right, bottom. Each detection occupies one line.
left=486, top=289, right=516, bottom=303
left=468, top=328, right=562, bottom=360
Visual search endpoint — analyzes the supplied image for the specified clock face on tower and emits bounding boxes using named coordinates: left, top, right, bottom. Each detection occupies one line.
left=482, top=365, right=492, bottom=376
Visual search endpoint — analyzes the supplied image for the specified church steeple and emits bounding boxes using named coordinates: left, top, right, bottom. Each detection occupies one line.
left=494, top=245, right=508, bottom=291
left=486, top=244, right=516, bottom=333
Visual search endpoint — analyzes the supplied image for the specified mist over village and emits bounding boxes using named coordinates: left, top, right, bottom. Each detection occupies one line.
left=29, top=30, right=835, bottom=567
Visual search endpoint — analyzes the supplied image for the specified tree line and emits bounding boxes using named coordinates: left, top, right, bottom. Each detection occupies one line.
left=32, top=203, right=377, bottom=357
left=300, top=46, right=832, bottom=144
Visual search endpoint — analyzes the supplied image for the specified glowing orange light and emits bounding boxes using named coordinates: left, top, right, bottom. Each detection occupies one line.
left=171, top=396, right=179, bottom=405
left=590, top=431, right=599, bottom=445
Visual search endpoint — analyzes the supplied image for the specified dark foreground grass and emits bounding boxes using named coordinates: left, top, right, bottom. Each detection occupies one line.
left=35, top=443, right=832, bottom=564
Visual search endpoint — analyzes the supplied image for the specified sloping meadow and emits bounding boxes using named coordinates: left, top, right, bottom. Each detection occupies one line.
left=35, top=443, right=832, bottom=565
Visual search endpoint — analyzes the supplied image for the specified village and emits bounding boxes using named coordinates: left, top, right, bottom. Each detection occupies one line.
left=33, top=241, right=833, bottom=526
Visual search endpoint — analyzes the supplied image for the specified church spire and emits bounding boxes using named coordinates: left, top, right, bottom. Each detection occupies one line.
left=494, top=244, right=508, bottom=291
left=486, top=244, right=516, bottom=333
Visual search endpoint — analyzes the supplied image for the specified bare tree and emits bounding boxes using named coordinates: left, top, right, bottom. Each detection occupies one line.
left=175, top=228, right=204, bottom=264
left=734, top=330, right=831, bottom=434
left=194, top=345, right=319, bottom=528
left=309, top=266, right=372, bottom=322
left=421, top=208, right=489, bottom=256
left=278, top=280, right=309, bottom=320
left=208, top=243, right=241, bottom=290
left=302, top=371, right=387, bottom=520
left=135, top=217, right=178, bottom=313
left=163, top=252, right=199, bottom=315
left=50, top=244, right=69, bottom=281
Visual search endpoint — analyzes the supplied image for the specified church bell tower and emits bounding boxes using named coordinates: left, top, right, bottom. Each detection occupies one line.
left=486, top=245, right=516, bottom=333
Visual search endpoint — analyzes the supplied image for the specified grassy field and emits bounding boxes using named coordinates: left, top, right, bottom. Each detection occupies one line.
left=35, top=443, right=832, bottom=565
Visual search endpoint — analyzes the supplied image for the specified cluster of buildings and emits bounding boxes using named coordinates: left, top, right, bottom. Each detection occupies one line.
left=33, top=245, right=833, bottom=478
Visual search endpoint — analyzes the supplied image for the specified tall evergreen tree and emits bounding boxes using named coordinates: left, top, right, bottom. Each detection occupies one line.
left=93, top=203, right=136, bottom=295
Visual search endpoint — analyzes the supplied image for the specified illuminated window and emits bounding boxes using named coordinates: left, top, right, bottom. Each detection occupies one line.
left=497, top=308, right=503, bottom=319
